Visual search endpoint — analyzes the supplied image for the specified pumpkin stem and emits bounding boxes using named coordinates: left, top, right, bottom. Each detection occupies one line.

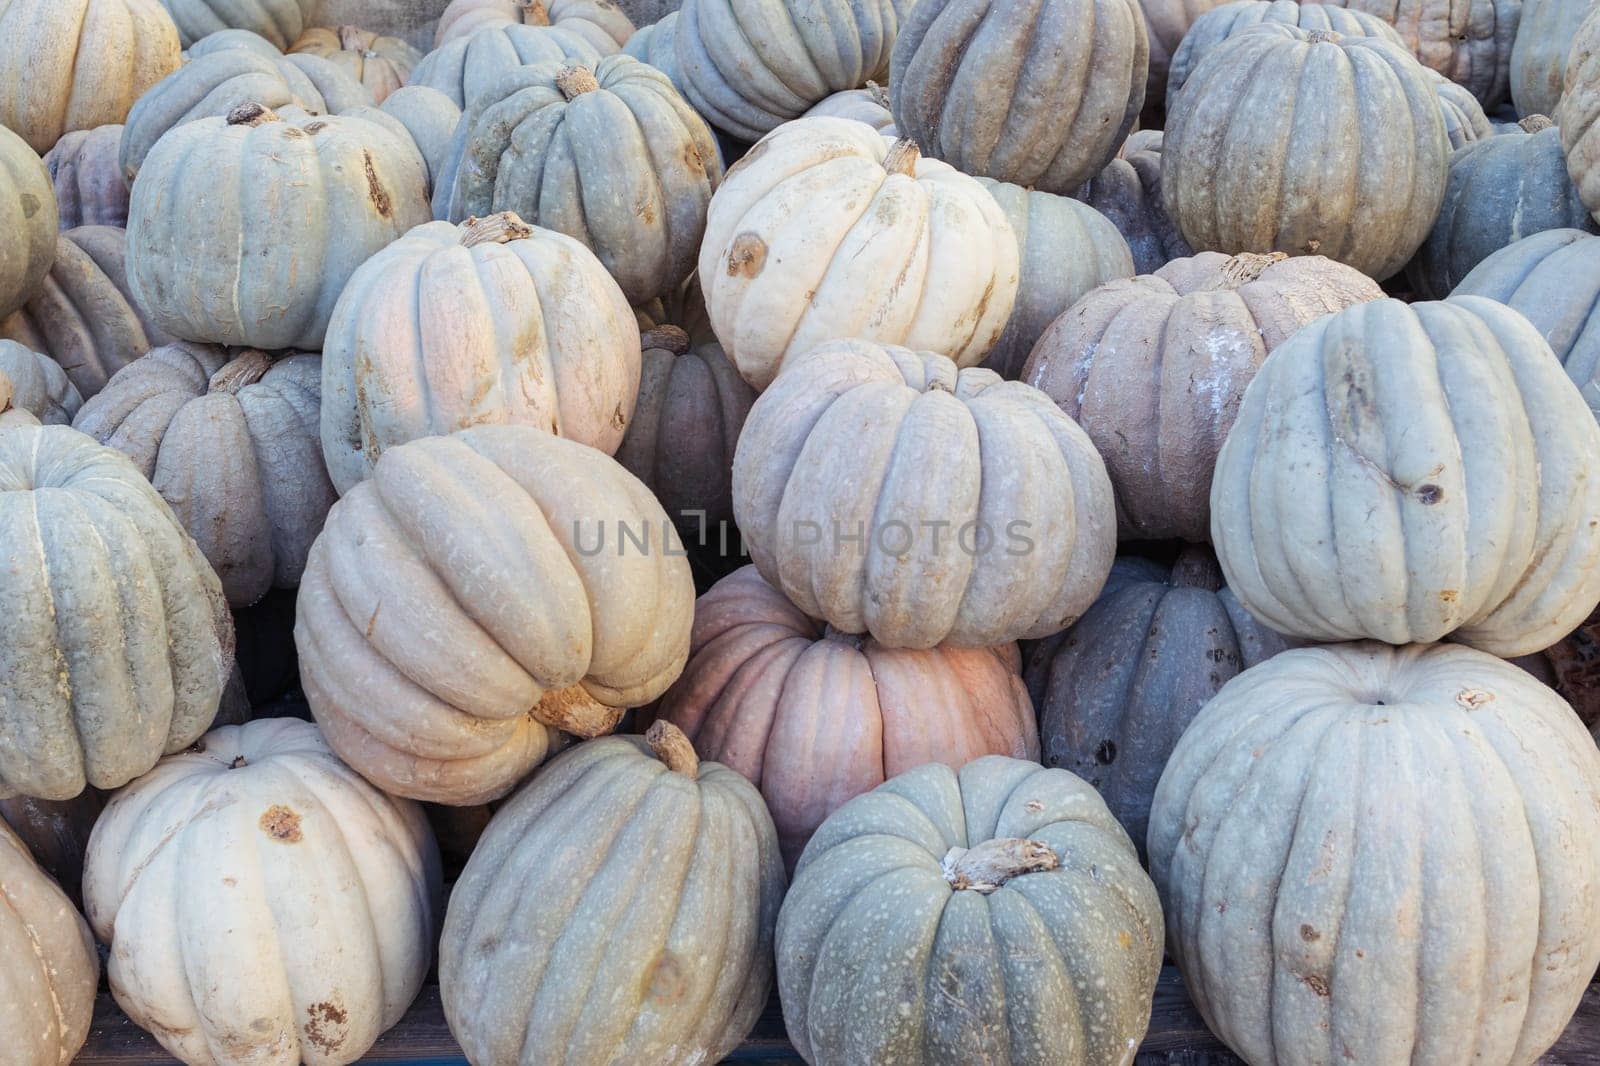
left=227, top=102, right=281, bottom=127
left=1169, top=545, right=1225, bottom=592
left=518, top=0, right=551, bottom=26
left=230, top=755, right=247, bottom=769
left=641, top=325, right=691, bottom=355
left=645, top=720, right=699, bottom=779
left=1518, top=114, right=1555, bottom=134
left=1206, top=251, right=1287, bottom=290
left=338, top=25, right=369, bottom=51
left=210, top=350, right=275, bottom=394
left=533, top=684, right=625, bottom=737
left=460, top=212, right=535, bottom=247
left=866, top=80, right=889, bottom=110
left=555, top=64, right=601, bottom=100
left=883, top=138, right=920, bottom=176
left=942, top=838, right=1058, bottom=893
left=1304, top=28, right=1341, bottom=44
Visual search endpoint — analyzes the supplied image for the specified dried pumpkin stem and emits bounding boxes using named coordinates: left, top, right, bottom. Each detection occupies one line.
left=1304, top=28, right=1341, bottom=44
left=866, top=80, right=889, bottom=109
left=227, top=102, right=281, bottom=127
left=641, top=325, right=691, bottom=355
left=210, top=350, right=275, bottom=394
left=942, top=838, right=1058, bottom=893
left=1518, top=114, right=1555, bottom=133
left=518, top=0, right=551, bottom=25
left=882, top=138, right=921, bottom=176
left=556, top=64, right=601, bottom=99
left=534, top=684, right=625, bottom=737
left=1206, top=251, right=1286, bottom=290
left=1169, top=545, right=1225, bottom=592
left=645, top=720, right=700, bottom=779
left=459, top=212, right=534, bottom=247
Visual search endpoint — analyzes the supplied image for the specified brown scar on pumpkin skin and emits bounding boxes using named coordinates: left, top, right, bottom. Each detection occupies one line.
left=362, top=151, right=391, bottom=217
left=259, top=805, right=302, bottom=843
left=726, top=233, right=766, bottom=277
left=305, top=1000, right=348, bottom=1052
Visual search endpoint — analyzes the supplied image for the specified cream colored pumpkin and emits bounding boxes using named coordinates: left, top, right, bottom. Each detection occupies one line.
left=434, top=0, right=634, bottom=51
left=700, top=118, right=1020, bottom=391
left=82, top=717, right=441, bottom=1066
left=290, top=25, right=423, bottom=102
left=320, top=211, right=640, bottom=495
left=803, top=82, right=897, bottom=134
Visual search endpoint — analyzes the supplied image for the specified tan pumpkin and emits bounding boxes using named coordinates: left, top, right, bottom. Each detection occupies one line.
left=1337, top=0, right=1521, bottom=105
left=43, top=125, right=127, bottom=229
left=290, top=24, right=423, bottom=102
left=295, top=425, right=695, bottom=804
left=1558, top=6, right=1600, bottom=222
left=0, top=339, right=80, bottom=424
left=434, top=0, right=634, bottom=51
left=0, top=123, right=57, bottom=319
left=320, top=212, right=640, bottom=495
left=1139, top=0, right=1229, bottom=101
left=655, top=564, right=1038, bottom=868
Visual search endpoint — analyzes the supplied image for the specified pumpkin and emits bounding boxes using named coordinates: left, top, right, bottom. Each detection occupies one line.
left=0, top=1, right=181, bottom=154
left=73, top=344, right=334, bottom=608
left=290, top=25, right=423, bottom=102
left=1338, top=0, right=1521, bottom=105
left=621, top=12, right=679, bottom=83
left=374, top=84, right=461, bottom=190
left=890, top=0, right=1148, bottom=194
left=673, top=0, right=900, bottom=141
left=128, top=103, right=429, bottom=352
left=185, top=26, right=287, bottom=56
left=700, top=119, right=1019, bottom=391
left=440, top=721, right=784, bottom=1064
left=294, top=425, right=695, bottom=804
left=408, top=21, right=600, bottom=107
left=434, top=0, right=635, bottom=51
left=1139, top=0, right=1228, bottom=102
left=1026, top=548, right=1294, bottom=855
left=43, top=125, right=127, bottom=230
left=82, top=717, right=441, bottom=1066
left=654, top=564, right=1038, bottom=868
left=0, top=820, right=98, bottom=1066
left=160, top=0, right=315, bottom=47
left=1212, top=295, right=1600, bottom=656
left=978, top=179, right=1135, bottom=380
left=1074, top=130, right=1192, bottom=274
left=1558, top=7, right=1600, bottom=222
left=777, top=756, right=1164, bottom=1065
left=1512, top=0, right=1594, bottom=118
left=0, top=339, right=80, bottom=424
left=320, top=212, right=639, bottom=495
left=803, top=81, right=896, bottom=133
left=1, top=225, right=170, bottom=399
left=1164, top=23, right=1448, bottom=279
left=0, top=424, right=233, bottom=800
left=1166, top=0, right=1402, bottom=110
left=1148, top=642, right=1600, bottom=1066
left=434, top=57, right=722, bottom=305
left=1428, top=65, right=1494, bottom=148
left=308, top=1, right=452, bottom=48
left=1023, top=252, right=1384, bottom=541
left=1455, top=228, right=1600, bottom=421
left=0, top=788, right=103, bottom=904
left=0, top=123, right=57, bottom=319
left=733, top=339, right=1115, bottom=649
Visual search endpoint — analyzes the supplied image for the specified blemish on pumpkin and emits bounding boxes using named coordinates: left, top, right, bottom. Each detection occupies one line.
left=611, top=403, right=626, bottom=429
left=365, top=602, right=381, bottom=639
left=19, top=193, right=38, bottom=218
left=1300, top=924, right=1321, bottom=942
left=1456, top=688, right=1493, bottom=710
left=1094, top=740, right=1117, bottom=765
left=282, top=127, right=307, bottom=138
left=362, top=151, right=391, bottom=217
left=259, top=805, right=303, bottom=843
left=1304, top=974, right=1331, bottom=997
left=1024, top=799, right=1043, bottom=813
left=305, top=1000, right=348, bottom=1052
left=1440, top=589, right=1458, bottom=604
left=304, top=121, right=328, bottom=134
left=1117, top=930, right=1131, bottom=949
left=638, top=200, right=656, bottom=226
left=647, top=953, right=688, bottom=1003
left=726, top=233, right=766, bottom=277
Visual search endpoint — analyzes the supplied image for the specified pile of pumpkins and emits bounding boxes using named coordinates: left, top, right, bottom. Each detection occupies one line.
left=3, top=0, right=1600, bottom=1064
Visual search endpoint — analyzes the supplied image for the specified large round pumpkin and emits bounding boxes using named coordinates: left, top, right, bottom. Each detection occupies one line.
left=655, top=564, right=1038, bottom=868
left=320, top=211, right=640, bottom=495
left=1511, top=0, right=1594, bottom=118
left=83, top=717, right=441, bottom=1066
left=0, top=123, right=57, bottom=319
left=128, top=103, right=430, bottom=352
left=1163, top=22, right=1449, bottom=279
left=700, top=118, right=1019, bottom=391
left=0, top=424, right=233, bottom=800
left=295, top=425, right=695, bottom=804
left=890, top=0, right=1148, bottom=194
left=1025, top=251, right=1382, bottom=542
left=0, top=339, right=80, bottom=424
left=408, top=21, right=600, bottom=107
left=777, top=756, right=1164, bottom=1065
left=1338, top=0, right=1521, bottom=105
left=1558, top=6, right=1600, bottom=222
left=1212, top=295, right=1600, bottom=656
left=434, top=0, right=635, bottom=50
left=1148, top=642, right=1600, bottom=1066
left=160, top=0, right=314, bottom=48
left=1073, top=130, right=1191, bottom=274
left=43, top=125, right=127, bottom=229
left=290, top=25, right=422, bottom=102
left=434, top=56, right=722, bottom=305
left=440, top=721, right=784, bottom=1064
left=733, top=339, right=1115, bottom=649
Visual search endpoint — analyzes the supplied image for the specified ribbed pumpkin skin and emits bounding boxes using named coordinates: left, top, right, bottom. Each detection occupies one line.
left=1025, top=251, right=1383, bottom=542
left=0, top=821, right=98, bottom=1066
left=435, top=0, right=635, bottom=50
left=0, top=124, right=57, bottom=319
left=1408, top=119, right=1596, bottom=299
left=320, top=215, right=640, bottom=495
left=1339, top=0, right=1520, bottom=104
left=83, top=718, right=442, bottom=1066
left=1166, top=0, right=1402, bottom=110
left=1074, top=130, right=1191, bottom=274
left=440, top=730, right=784, bottom=1065
left=890, top=0, right=1148, bottom=194
left=161, top=0, right=314, bottom=47
left=1455, top=228, right=1600, bottom=420
left=803, top=83, right=897, bottom=132
left=1559, top=8, right=1600, bottom=221
left=1212, top=296, right=1600, bottom=656
left=1429, top=65, right=1494, bottom=148
left=673, top=0, right=900, bottom=140
left=1139, top=0, right=1229, bottom=101
left=290, top=25, right=423, bottom=103
left=621, top=13, right=678, bottom=83
left=978, top=178, right=1136, bottom=380
left=128, top=105, right=430, bottom=352
left=0, top=1, right=181, bottom=154
left=1, top=225, right=170, bottom=399
left=733, top=341, right=1116, bottom=650
left=1149, top=643, right=1600, bottom=1066
left=0, top=339, right=80, bottom=424
left=1512, top=0, right=1592, bottom=117
left=435, top=56, right=723, bottom=305
left=375, top=85, right=461, bottom=190
left=0, top=424, right=233, bottom=800
left=295, top=427, right=695, bottom=804
left=657, top=565, right=1039, bottom=868
left=1026, top=550, right=1293, bottom=856
left=408, top=22, right=600, bottom=107
left=699, top=118, right=1020, bottom=391
left=1164, top=24, right=1449, bottom=279
left=43, top=125, right=127, bottom=229
left=0, top=789, right=102, bottom=904
left=777, top=757, right=1164, bottom=1066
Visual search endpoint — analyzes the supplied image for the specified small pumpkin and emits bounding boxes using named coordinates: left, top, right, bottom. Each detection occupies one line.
left=733, top=339, right=1115, bottom=649
left=83, top=717, right=442, bottom=1066
left=1149, top=642, right=1600, bottom=1066
left=0, top=123, right=57, bottom=319
left=320, top=211, right=640, bottom=495
left=0, top=339, right=80, bottom=424
left=440, top=721, right=784, bottom=1064
left=890, top=0, right=1149, bottom=194
left=295, top=425, right=695, bottom=804
left=290, top=24, right=423, bottom=102
left=374, top=85, right=461, bottom=191
left=1428, top=66, right=1495, bottom=148
left=700, top=119, right=1019, bottom=391
left=0, top=789, right=103, bottom=905
left=1023, top=251, right=1384, bottom=541
left=43, top=125, right=128, bottom=229
left=434, top=0, right=635, bottom=51
left=161, top=0, right=315, bottom=48
left=408, top=21, right=601, bottom=107
left=777, top=756, right=1164, bottom=1065
left=1512, top=0, right=1595, bottom=118
left=1211, top=295, right=1600, bottom=656
left=1074, top=130, right=1192, bottom=274
left=1338, top=0, right=1521, bottom=105
left=1558, top=7, right=1600, bottom=222
left=803, top=81, right=896, bottom=133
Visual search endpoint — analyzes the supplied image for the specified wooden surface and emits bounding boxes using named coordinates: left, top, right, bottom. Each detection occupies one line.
left=74, top=967, right=1600, bottom=1064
